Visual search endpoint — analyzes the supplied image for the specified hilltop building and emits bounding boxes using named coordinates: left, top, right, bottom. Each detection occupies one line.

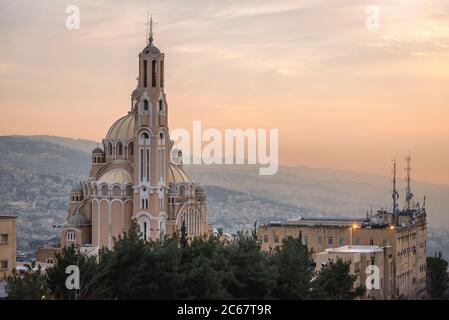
left=259, top=159, right=427, bottom=299
left=38, top=23, right=209, bottom=260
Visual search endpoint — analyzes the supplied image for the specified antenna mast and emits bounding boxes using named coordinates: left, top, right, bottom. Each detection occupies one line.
left=405, top=153, right=413, bottom=210
left=392, top=159, right=399, bottom=216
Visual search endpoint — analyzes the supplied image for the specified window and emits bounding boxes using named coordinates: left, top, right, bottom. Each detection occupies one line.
left=146, top=149, right=150, bottom=181
left=159, top=218, right=166, bottom=239
left=0, top=260, right=8, bottom=270
left=143, top=60, right=148, bottom=87
left=141, top=198, right=149, bottom=209
left=152, top=60, right=157, bottom=87
left=339, top=236, right=345, bottom=246
left=46, top=258, right=54, bottom=264
left=67, top=232, right=76, bottom=242
left=144, top=100, right=149, bottom=111
left=274, top=235, right=279, bottom=243
left=383, top=239, right=388, bottom=247
left=318, top=236, right=323, bottom=246
left=126, top=185, right=133, bottom=197
left=369, top=237, right=374, bottom=246
left=355, top=237, right=361, bottom=245
left=159, top=100, right=164, bottom=113
left=129, top=142, right=134, bottom=156
left=108, top=143, right=113, bottom=156
left=302, top=235, right=308, bottom=246
left=328, top=236, right=334, bottom=246
left=160, top=60, right=164, bottom=87
left=113, top=186, right=121, bottom=197
left=117, top=143, right=123, bottom=156
left=0, top=234, right=8, bottom=244
left=263, top=235, right=268, bottom=243
left=101, top=185, right=108, bottom=196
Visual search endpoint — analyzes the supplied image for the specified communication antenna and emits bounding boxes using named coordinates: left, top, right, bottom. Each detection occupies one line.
left=392, top=159, right=399, bottom=216
left=405, top=153, right=413, bottom=210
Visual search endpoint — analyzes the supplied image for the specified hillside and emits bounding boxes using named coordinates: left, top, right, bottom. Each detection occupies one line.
left=1, top=135, right=448, bottom=258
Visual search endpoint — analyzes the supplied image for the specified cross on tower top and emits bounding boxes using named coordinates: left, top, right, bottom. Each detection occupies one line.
left=145, top=11, right=155, bottom=45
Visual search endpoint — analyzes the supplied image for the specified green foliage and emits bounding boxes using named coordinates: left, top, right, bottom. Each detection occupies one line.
left=427, top=252, right=449, bottom=300
left=271, top=237, right=313, bottom=299
left=227, top=233, right=276, bottom=299
left=5, top=267, right=50, bottom=300
left=7, top=222, right=368, bottom=300
left=310, top=259, right=365, bottom=300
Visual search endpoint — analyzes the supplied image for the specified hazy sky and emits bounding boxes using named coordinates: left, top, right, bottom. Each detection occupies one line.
left=1, top=0, right=448, bottom=185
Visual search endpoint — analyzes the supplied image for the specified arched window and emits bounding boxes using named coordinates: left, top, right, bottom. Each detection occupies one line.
left=159, top=100, right=163, bottom=113
left=117, top=143, right=123, bottom=156
left=101, top=185, right=108, bottom=196
left=143, top=100, right=149, bottom=111
left=112, top=186, right=121, bottom=197
left=93, top=185, right=98, bottom=195
left=146, top=149, right=150, bottom=182
left=128, top=142, right=134, bottom=156
left=108, top=143, right=113, bottom=156
left=46, top=258, right=54, bottom=265
left=143, top=60, right=148, bottom=87
left=139, top=218, right=150, bottom=241
left=126, top=185, right=133, bottom=196
left=152, top=60, right=157, bottom=87
left=160, top=60, right=164, bottom=87
left=159, top=217, right=166, bottom=238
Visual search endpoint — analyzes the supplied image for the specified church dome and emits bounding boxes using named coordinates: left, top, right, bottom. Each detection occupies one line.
left=92, top=146, right=104, bottom=154
left=168, top=163, right=191, bottom=184
left=97, top=168, right=132, bottom=185
left=142, top=42, right=161, bottom=55
left=105, top=113, right=135, bottom=141
left=71, top=184, right=82, bottom=193
left=68, top=214, right=88, bottom=227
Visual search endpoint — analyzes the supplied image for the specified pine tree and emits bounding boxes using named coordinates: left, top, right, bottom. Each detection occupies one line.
left=427, top=252, right=449, bottom=300
left=310, top=259, right=365, bottom=300
left=271, top=237, right=313, bottom=299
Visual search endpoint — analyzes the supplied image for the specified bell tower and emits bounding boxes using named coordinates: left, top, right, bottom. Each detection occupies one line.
left=132, top=16, right=170, bottom=239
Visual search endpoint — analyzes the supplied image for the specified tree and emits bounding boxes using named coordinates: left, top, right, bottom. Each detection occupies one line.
left=180, top=220, right=188, bottom=248
left=271, top=237, right=313, bottom=299
left=5, top=267, right=50, bottom=300
left=427, top=252, right=449, bottom=300
left=227, top=232, right=276, bottom=299
left=310, top=259, right=365, bottom=300
left=46, top=245, right=106, bottom=299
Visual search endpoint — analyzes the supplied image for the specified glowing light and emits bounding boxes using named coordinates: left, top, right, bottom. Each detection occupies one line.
left=389, top=225, right=395, bottom=230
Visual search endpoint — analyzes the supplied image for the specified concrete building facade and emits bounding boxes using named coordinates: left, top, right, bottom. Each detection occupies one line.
left=0, top=215, right=17, bottom=278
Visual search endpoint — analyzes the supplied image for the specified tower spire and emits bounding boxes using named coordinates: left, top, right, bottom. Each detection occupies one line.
left=145, top=11, right=154, bottom=45
left=149, top=12, right=154, bottom=44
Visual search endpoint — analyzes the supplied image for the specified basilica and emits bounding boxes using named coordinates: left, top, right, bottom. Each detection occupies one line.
left=59, top=30, right=209, bottom=250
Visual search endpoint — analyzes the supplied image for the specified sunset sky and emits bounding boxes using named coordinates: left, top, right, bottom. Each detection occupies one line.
left=1, top=0, right=448, bottom=184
